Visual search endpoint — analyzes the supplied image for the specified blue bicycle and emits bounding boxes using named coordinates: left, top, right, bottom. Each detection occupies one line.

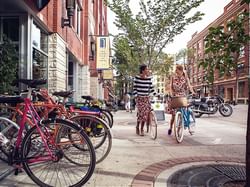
left=171, top=96, right=196, bottom=143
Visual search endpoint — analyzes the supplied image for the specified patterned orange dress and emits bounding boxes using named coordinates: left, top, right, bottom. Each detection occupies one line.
left=166, top=74, right=187, bottom=114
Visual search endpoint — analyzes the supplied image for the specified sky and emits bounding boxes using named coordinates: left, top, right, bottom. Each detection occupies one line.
left=107, top=0, right=232, bottom=55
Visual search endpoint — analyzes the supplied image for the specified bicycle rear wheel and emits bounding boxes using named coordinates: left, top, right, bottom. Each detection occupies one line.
left=149, top=111, right=157, bottom=140
left=70, top=115, right=112, bottom=164
left=174, top=111, right=184, bottom=143
left=21, top=118, right=96, bottom=187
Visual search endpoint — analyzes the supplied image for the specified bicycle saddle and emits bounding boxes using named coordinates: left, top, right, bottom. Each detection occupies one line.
left=0, top=95, right=24, bottom=104
left=52, top=91, right=73, bottom=98
left=81, top=95, right=94, bottom=101
left=18, top=79, right=47, bottom=88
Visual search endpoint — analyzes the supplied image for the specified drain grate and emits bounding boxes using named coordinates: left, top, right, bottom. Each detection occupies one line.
left=210, top=165, right=246, bottom=181
left=167, top=164, right=246, bottom=187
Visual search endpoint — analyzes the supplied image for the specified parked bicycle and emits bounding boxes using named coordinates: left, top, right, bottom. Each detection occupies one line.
left=0, top=79, right=96, bottom=186
left=26, top=88, right=113, bottom=164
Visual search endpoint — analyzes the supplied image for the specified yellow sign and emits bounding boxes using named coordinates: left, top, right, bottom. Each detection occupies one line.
left=96, top=36, right=110, bottom=69
left=103, top=69, right=113, bottom=80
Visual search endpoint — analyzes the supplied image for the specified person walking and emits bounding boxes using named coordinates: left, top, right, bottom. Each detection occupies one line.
left=168, top=64, right=195, bottom=135
left=124, top=92, right=131, bottom=112
left=133, top=64, right=155, bottom=136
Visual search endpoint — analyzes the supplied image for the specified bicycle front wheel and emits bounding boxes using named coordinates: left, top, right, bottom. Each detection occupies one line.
left=21, top=118, right=96, bottom=187
left=149, top=111, right=157, bottom=140
left=174, top=111, right=184, bottom=143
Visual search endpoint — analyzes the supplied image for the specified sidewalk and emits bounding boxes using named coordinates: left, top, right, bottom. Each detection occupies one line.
left=0, top=106, right=247, bottom=186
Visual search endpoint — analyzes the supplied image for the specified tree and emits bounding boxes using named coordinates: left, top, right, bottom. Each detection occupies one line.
left=240, top=1, right=250, bottom=186
left=107, top=0, right=204, bottom=68
left=151, top=54, right=174, bottom=77
left=176, top=48, right=195, bottom=71
left=0, top=35, right=18, bottom=94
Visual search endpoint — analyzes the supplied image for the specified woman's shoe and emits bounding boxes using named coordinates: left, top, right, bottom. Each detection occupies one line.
left=168, top=129, right=172, bottom=135
left=136, top=127, right=140, bottom=135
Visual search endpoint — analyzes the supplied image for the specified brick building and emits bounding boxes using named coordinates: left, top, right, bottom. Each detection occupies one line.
left=0, top=0, right=109, bottom=101
left=187, top=0, right=249, bottom=104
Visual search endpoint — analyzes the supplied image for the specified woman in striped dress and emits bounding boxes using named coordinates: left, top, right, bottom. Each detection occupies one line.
left=133, top=64, right=155, bottom=136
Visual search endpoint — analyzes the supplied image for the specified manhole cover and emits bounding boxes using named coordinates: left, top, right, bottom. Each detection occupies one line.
left=167, top=164, right=245, bottom=187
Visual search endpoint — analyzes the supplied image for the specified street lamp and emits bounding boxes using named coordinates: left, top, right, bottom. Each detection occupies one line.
left=61, top=0, right=76, bottom=28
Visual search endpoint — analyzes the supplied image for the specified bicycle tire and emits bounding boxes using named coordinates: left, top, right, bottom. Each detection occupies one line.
left=21, top=118, right=96, bottom=187
left=102, top=109, right=113, bottom=128
left=70, top=115, right=112, bottom=164
left=100, top=111, right=112, bottom=128
left=149, top=111, right=157, bottom=140
left=174, top=111, right=184, bottom=143
left=0, top=117, right=20, bottom=163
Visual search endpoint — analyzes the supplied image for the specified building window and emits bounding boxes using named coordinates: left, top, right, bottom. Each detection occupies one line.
left=2, top=18, right=19, bottom=42
left=239, top=46, right=245, bottom=58
left=238, top=81, right=245, bottom=98
left=218, top=86, right=224, bottom=98
left=73, top=3, right=81, bottom=35
left=32, top=23, right=48, bottom=80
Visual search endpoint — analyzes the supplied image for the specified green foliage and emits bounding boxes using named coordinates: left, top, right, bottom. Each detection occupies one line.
left=151, top=54, right=174, bottom=77
left=112, top=36, right=140, bottom=77
left=107, top=0, right=204, bottom=68
left=0, top=35, right=18, bottom=94
left=199, top=11, right=250, bottom=85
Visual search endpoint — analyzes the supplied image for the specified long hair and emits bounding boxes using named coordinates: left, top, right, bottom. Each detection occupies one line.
left=176, top=64, right=185, bottom=76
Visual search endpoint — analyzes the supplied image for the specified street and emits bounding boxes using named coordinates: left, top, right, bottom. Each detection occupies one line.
left=0, top=104, right=247, bottom=186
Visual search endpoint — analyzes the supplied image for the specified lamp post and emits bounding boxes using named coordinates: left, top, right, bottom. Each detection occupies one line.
left=61, top=0, right=76, bottom=28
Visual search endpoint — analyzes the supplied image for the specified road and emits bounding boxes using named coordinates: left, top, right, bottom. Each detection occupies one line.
left=0, top=104, right=247, bottom=186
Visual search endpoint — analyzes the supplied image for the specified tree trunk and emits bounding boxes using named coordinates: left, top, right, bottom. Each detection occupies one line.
left=246, top=77, right=250, bottom=186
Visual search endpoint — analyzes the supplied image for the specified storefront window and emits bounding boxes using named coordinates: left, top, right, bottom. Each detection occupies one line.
left=3, top=18, right=19, bottom=42
left=32, top=23, right=48, bottom=80
left=32, top=23, right=48, bottom=53
left=238, top=82, right=245, bottom=98
left=218, top=86, right=224, bottom=98
left=32, top=48, right=48, bottom=79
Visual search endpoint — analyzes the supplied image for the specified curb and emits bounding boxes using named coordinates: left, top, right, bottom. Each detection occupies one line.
left=131, top=156, right=245, bottom=187
left=0, top=168, right=15, bottom=181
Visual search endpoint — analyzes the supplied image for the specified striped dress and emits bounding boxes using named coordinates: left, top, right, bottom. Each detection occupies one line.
left=133, top=75, right=155, bottom=122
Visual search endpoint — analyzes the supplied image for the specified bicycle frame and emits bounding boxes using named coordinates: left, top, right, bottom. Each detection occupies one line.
left=14, top=98, right=55, bottom=163
left=177, top=107, right=192, bottom=127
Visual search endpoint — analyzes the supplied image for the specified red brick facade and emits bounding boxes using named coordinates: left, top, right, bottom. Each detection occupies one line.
left=187, top=0, right=249, bottom=104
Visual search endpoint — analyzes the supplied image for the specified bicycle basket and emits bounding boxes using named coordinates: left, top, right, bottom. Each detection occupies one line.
left=170, top=97, right=188, bottom=109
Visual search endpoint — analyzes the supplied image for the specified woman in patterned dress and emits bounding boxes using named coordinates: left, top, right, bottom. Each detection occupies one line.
left=168, top=65, right=195, bottom=135
left=133, top=64, right=155, bottom=136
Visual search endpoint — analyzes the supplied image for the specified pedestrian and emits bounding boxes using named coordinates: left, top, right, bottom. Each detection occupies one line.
left=124, top=92, right=131, bottom=112
left=168, top=64, right=195, bottom=135
left=133, top=64, right=155, bottom=136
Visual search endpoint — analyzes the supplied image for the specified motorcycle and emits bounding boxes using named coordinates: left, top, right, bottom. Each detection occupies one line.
left=189, top=95, right=233, bottom=118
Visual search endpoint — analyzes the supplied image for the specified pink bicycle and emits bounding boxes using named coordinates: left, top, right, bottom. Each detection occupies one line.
left=0, top=79, right=96, bottom=186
